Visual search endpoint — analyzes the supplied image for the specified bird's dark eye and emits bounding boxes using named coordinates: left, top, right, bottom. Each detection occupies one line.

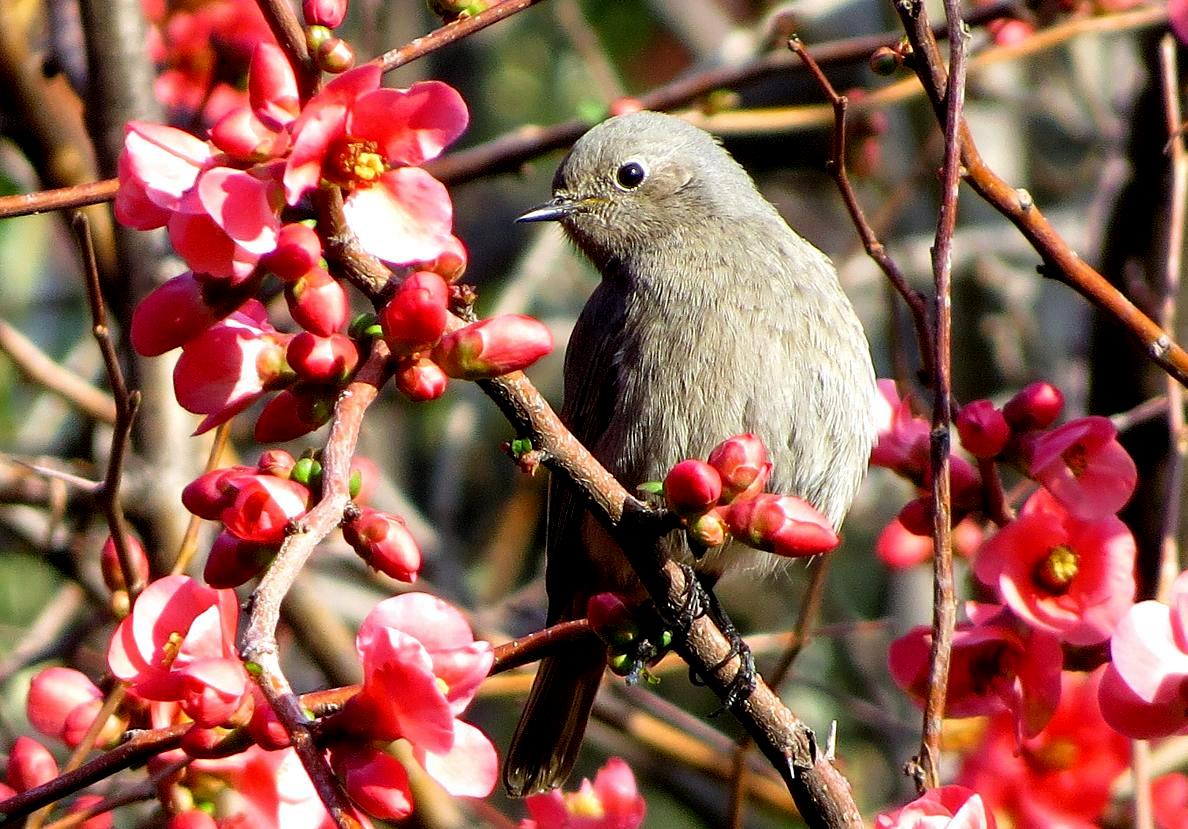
left=614, top=161, right=647, bottom=190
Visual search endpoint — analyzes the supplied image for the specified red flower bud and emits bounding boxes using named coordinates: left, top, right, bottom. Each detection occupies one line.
left=724, top=494, right=839, bottom=558
left=380, top=272, right=449, bottom=355
left=257, top=449, right=297, bottom=478
left=1003, top=381, right=1064, bottom=431
left=286, top=266, right=348, bottom=336
left=100, top=533, right=150, bottom=593
left=286, top=332, right=359, bottom=385
left=342, top=508, right=421, bottom=582
left=209, top=106, right=290, bottom=162
left=394, top=357, right=448, bottom=401
left=707, top=433, right=771, bottom=503
left=303, top=0, right=347, bottom=27
left=687, top=509, right=728, bottom=548
left=586, top=592, right=637, bottom=647
left=431, top=314, right=552, bottom=380
left=204, top=530, right=275, bottom=588
left=8, top=736, right=58, bottom=792
left=955, top=399, right=1011, bottom=459
left=253, top=388, right=333, bottom=442
left=182, top=466, right=256, bottom=520
left=262, top=223, right=322, bottom=282
left=897, top=497, right=933, bottom=536
left=664, top=459, right=722, bottom=515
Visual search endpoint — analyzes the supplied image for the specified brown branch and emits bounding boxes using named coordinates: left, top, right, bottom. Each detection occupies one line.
left=74, top=213, right=145, bottom=599
left=788, top=36, right=933, bottom=384
left=893, top=3, right=1188, bottom=389
left=0, top=318, right=117, bottom=424
left=256, top=0, right=312, bottom=79
left=371, top=0, right=553, bottom=73
left=240, top=345, right=393, bottom=829
left=916, top=0, right=966, bottom=792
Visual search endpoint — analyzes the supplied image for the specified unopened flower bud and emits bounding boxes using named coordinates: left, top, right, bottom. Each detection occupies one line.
left=100, top=533, right=150, bottom=593
left=221, top=476, right=311, bottom=544
left=897, top=496, right=933, bottom=536
left=869, top=45, right=901, bottom=75
left=419, top=235, right=468, bottom=282
left=380, top=272, right=449, bottom=355
left=305, top=24, right=332, bottom=53
left=664, top=459, right=722, bottom=515
left=257, top=449, right=297, bottom=479
left=286, top=332, right=359, bottom=385
left=707, top=433, right=771, bottom=503
left=394, top=357, right=449, bottom=401
left=262, top=223, right=322, bottom=282
left=315, top=36, right=355, bottom=73
left=8, top=736, right=58, bottom=792
left=955, top=399, right=1011, bottom=459
left=303, top=0, right=347, bottom=27
left=209, top=107, right=290, bottom=162
left=431, top=314, right=553, bottom=380
left=586, top=592, right=637, bottom=647
left=687, top=509, right=728, bottom=549
left=182, top=466, right=255, bottom=520
left=253, top=388, right=333, bottom=442
left=204, top=530, right=275, bottom=588
left=286, top=267, right=348, bottom=336
left=343, top=508, right=421, bottom=582
left=1003, top=381, right=1064, bottom=432
left=725, top=493, right=839, bottom=557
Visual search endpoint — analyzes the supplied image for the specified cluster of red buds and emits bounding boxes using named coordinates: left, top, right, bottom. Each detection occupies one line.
left=660, top=434, right=840, bottom=559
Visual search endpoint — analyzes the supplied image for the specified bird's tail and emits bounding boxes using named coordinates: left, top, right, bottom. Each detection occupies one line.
left=502, top=635, right=606, bottom=797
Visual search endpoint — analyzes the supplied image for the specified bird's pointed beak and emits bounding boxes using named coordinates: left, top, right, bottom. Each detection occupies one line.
left=516, top=196, right=580, bottom=223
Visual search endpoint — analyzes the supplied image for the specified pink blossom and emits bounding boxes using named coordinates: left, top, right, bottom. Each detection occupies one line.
left=1099, top=569, right=1188, bottom=739
left=195, top=163, right=283, bottom=258
left=889, top=605, right=1062, bottom=738
left=204, top=530, right=274, bottom=588
left=130, top=272, right=258, bottom=357
left=107, top=575, right=250, bottom=728
left=117, top=121, right=212, bottom=221
left=874, top=786, right=996, bottom=829
left=190, top=745, right=340, bottom=829
left=958, top=669, right=1128, bottom=829
left=331, top=745, right=413, bottom=821
left=973, top=487, right=1135, bottom=646
left=173, top=301, right=291, bottom=434
left=285, top=266, right=349, bottom=336
left=220, top=474, right=311, bottom=544
left=283, top=66, right=467, bottom=264
left=521, top=757, right=646, bottom=829
left=875, top=514, right=984, bottom=569
left=1024, top=416, right=1137, bottom=520
left=871, top=379, right=930, bottom=482
left=7, top=736, right=59, bottom=792
left=253, top=387, right=334, bottom=442
left=248, top=43, right=300, bottom=131
left=336, top=593, right=496, bottom=799
left=209, top=105, right=291, bottom=162
left=724, top=493, right=839, bottom=557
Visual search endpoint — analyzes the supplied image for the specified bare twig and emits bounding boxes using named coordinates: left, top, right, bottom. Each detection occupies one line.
left=916, top=0, right=967, bottom=791
left=373, top=0, right=552, bottom=72
left=788, top=36, right=933, bottom=385
left=73, top=213, right=144, bottom=599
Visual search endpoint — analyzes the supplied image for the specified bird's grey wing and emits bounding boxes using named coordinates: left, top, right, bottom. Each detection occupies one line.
left=544, top=278, right=628, bottom=624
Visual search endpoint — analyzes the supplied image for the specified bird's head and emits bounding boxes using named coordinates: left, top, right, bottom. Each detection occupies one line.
left=518, top=111, right=765, bottom=265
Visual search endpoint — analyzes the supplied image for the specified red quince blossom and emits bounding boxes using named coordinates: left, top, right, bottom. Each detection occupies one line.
left=958, top=668, right=1128, bottom=829
left=379, top=271, right=450, bottom=354
left=973, top=487, right=1135, bottom=646
left=1023, top=415, right=1137, bottom=520
left=1002, top=381, right=1064, bottom=432
left=204, top=530, right=274, bottom=588
left=874, top=785, right=996, bottom=829
left=889, top=603, right=1062, bottom=738
left=189, top=744, right=342, bottom=829
left=335, top=593, right=496, bottom=800
left=283, top=65, right=467, bottom=265
left=394, top=357, right=449, bottom=401
left=210, top=105, right=291, bottom=162
left=286, top=332, right=359, bottom=384
left=173, top=301, right=292, bottom=434
left=1099, top=569, right=1188, bottom=739
left=871, top=379, right=930, bottom=481
left=248, top=43, right=300, bottom=131
left=304, top=0, right=348, bottom=28
left=520, top=757, right=646, bottom=829
left=331, top=745, right=413, bottom=821
left=261, top=223, right=323, bottom=282
left=107, top=575, right=251, bottom=728
left=116, top=121, right=213, bottom=227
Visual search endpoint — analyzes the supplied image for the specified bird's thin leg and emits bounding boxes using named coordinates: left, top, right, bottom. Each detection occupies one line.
left=674, top=566, right=757, bottom=713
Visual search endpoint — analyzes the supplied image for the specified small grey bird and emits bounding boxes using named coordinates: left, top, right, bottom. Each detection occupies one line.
left=504, top=111, right=876, bottom=796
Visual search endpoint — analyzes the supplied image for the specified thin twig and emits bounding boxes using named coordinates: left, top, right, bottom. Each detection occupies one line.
left=788, top=36, right=933, bottom=384
left=73, top=212, right=144, bottom=599
left=915, top=0, right=967, bottom=793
